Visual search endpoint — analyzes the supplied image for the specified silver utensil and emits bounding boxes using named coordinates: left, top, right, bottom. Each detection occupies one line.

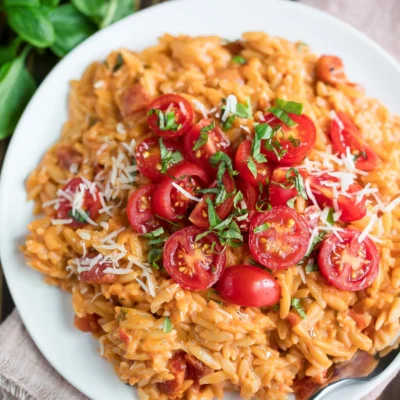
left=295, top=348, right=400, bottom=400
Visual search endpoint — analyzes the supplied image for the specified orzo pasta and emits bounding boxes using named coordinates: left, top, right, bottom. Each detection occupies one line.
left=23, top=32, right=400, bottom=399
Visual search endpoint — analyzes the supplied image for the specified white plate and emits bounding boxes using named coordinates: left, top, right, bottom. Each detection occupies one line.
left=1, top=0, right=399, bottom=399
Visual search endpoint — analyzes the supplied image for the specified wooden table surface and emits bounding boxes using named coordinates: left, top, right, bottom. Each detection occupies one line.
left=0, top=0, right=398, bottom=398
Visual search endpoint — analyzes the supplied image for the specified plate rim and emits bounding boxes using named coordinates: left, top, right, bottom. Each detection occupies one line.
left=1, top=0, right=400, bottom=399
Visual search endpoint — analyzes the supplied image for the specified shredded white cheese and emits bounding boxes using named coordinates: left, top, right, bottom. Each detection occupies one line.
left=221, top=94, right=237, bottom=122
left=51, top=218, right=73, bottom=225
left=171, top=182, right=201, bottom=202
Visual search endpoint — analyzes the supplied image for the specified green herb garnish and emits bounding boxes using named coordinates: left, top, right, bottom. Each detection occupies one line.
left=113, top=53, right=124, bottom=72
left=163, top=317, right=173, bottom=333
left=147, top=248, right=162, bottom=270
left=291, top=298, right=307, bottom=319
left=253, top=223, right=270, bottom=234
left=159, top=138, right=183, bottom=173
left=68, top=209, right=88, bottom=223
left=148, top=109, right=182, bottom=132
left=193, top=121, right=215, bottom=151
left=232, top=55, right=246, bottom=65
left=305, top=262, right=319, bottom=273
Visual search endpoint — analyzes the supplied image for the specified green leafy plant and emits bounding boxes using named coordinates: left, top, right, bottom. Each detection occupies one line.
left=0, top=0, right=137, bottom=140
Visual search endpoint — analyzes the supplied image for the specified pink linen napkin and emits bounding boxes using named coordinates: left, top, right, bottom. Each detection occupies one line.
left=0, top=0, right=399, bottom=399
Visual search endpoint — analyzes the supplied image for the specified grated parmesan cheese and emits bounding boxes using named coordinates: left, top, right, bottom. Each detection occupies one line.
left=358, top=213, right=378, bottom=243
left=171, top=182, right=201, bottom=202
left=221, top=94, right=237, bottom=122
left=116, top=123, right=126, bottom=134
left=52, top=219, right=73, bottom=225
left=384, top=196, right=400, bottom=213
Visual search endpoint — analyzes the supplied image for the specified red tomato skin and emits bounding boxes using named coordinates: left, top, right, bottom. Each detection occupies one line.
left=235, top=140, right=274, bottom=187
left=330, top=112, right=381, bottom=171
left=216, top=265, right=281, bottom=307
left=189, top=172, right=235, bottom=228
left=235, top=178, right=258, bottom=231
left=74, top=314, right=100, bottom=333
left=126, top=184, right=162, bottom=233
left=151, top=162, right=210, bottom=222
left=309, top=175, right=367, bottom=222
left=261, top=114, right=316, bottom=166
left=135, top=137, right=184, bottom=182
left=57, top=177, right=101, bottom=229
left=158, top=352, right=187, bottom=396
left=269, top=167, right=308, bottom=207
left=318, top=229, right=379, bottom=291
left=183, top=119, right=231, bottom=176
left=147, top=94, right=194, bottom=138
left=249, top=206, right=310, bottom=270
left=79, top=262, right=116, bottom=284
left=163, top=226, right=226, bottom=291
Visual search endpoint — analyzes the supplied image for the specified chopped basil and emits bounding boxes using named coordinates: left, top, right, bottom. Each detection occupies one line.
left=68, top=209, right=88, bottom=223
left=148, top=248, right=163, bottom=270
left=209, top=151, right=235, bottom=174
left=222, top=115, right=236, bottom=131
left=275, top=98, right=304, bottom=115
left=253, top=223, right=270, bottom=234
left=287, top=196, right=297, bottom=208
left=268, top=107, right=296, bottom=127
left=291, top=298, right=307, bottom=319
left=326, top=208, right=335, bottom=226
left=353, top=150, right=367, bottom=161
left=233, top=190, right=244, bottom=208
left=163, top=317, right=173, bottom=332
left=196, top=187, right=219, bottom=195
left=305, top=262, right=319, bottom=273
left=148, top=109, right=182, bottom=132
left=305, top=231, right=327, bottom=257
left=113, top=53, right=124, bottom=72
left=193, top=121, right=215, bottom=151
left=232, top=55, right=246, bottom=65
left=273, top=168, right=307, bottom=201
left=272, top=304, right=280, bottom=312
left=142, top=227, right=164, bottom=239
left=288, top=135, right=301, bottom=147
left=247, top=156, right=258, bottom=179
left=159, top=138, right=183, bottom=173
left=117, top=307, right=128, bottom=322
left=219, top=220, right=243, bottom=248
left=206, top=197, right=222, bottom=228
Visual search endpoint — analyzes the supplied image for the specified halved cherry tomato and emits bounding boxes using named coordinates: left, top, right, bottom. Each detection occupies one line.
left=74, top=314, right=100, bottom=333
left=215, top=264, right=281, bottom=307
left=152, top=162, right=210, bottom=222
left=189, top=172, right=235, bottom=228
left=249, top=206, right=310, bottom=270
left=183, top=119, right=231, bottom=175
left=235, top=140, right=273, bottom=186
left=163, top=226, right=226, bottom=291
left=317, top=229, right=379, bottom=291
left=135, top=137, right=184, bottom=182
left=78, top=253, right=116, bottom=284
left=269, top=167, right=308, bottom=207
left=308, top=174, right=367, bottom=222
left=147, top=94, right=194, bottom=138
left=235, top=178, right=258, bottom=231
left=158, top=352, right=187, bottom=396
left=57, top=177, right=101, bottom=229
left=127, top=184, right=162, bottom=233
left=330, top=112, right=381, bottom=171
left=261, top=113, right=316, bottom=166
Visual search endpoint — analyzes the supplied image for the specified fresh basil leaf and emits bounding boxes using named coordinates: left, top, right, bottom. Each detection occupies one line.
left=148, top=109, right=181, bottom=132
left=193, top=121, right=215, bottom=151
left=100, top=0, right=135, bottom=28
left=253, top=223, right=270, bottom=234
left=288, top=135, right=301, bottom=147
left=50, top=4, right=96, bottom=57
left=215, top=185, right=227, bottom=206
left=209, top=151, right=236, bottom=175
left=71, top=0, right=107, bottom=25
left=287, top=197, right=297, bottom=208
left=305, top=231, right=326, bottom=257
left=113, top=53, right=124, bottom=72
left=142, top=227, right=164, bottom=239
left=235, top=97, right=252, bottom=119
left=159, top=138, right=183, bottom=173
left=231, top=55, right=246, bottom=65
left=195, top=230, right=211, bottom=242
left=0, top=48, right=36, bottom=139
left=272, top=304, right=280, bottom=312
left=247, top=156, right=258, bottom=179
left=4, top=0, right=39, bottom=6
left=148, top=248, right=162, bottom=270
left=285, top=168, right=307, bottom=200
left=68, top=209, right=88, bottom=223
left=0, top=37, right=21, bottom=65
left=268, top=106, right=296, bottom=127
left=305, top=262, right=319, bottom=273
left=6, top=5, right=55, bottom=48
left=275, top=98, right=303, bottom=115
left=222, top=220, right=243, bottom=248
left=116, top=307, right=128, bottom=322
left=163, top=317, right=172, bottom=333
left=196, top=187, right=219, bottom=195
left=354, top=150, right=367, bottom=161
left=41, top=0, right=59, bottom=7
left=206, top=197, right=221, bottom=229
left=255, top=123, right=274, bottom=140
left=233, top=190, right=243, bottom=208
left=222, top=114, right=235, bottom=131
left=291, top=298, right=307, bottom=319
left=326, top=208, right=335, bottom=226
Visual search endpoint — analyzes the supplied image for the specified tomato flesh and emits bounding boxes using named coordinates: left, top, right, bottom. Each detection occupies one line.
left=249, top=206, right=310, bottom=270
left=126, top=184, right=162, bottom=233
left=183, top=119, right=231, bottom=176
left=189, top=172, right=235, bottom=228
left=309, top=174, right=367, bottom=222
left=158, top=352, right=187, bottom=396
left=216, top=264, right=281, bottom=307
left=330, top=112, right=381, bottom=171
left=269, top=167, right=308, bottom=207
left=57, top=177, right=101, bottom=228
left=152, top=162, right=210, bottom=222
left=235, top=178, right=258, bottom=231
left=261, top=113, right=316, bottom=166
left=317, top=229, right=379, bottom=291
left=135, top=137, right=184, bottom=182
left=163, top=226, right=226, bottom=291
left=79, top=254, right=116, bottom=284
left=147, top=94, right=194, bottom=138
left=235, top=140, right=273, bottom=186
